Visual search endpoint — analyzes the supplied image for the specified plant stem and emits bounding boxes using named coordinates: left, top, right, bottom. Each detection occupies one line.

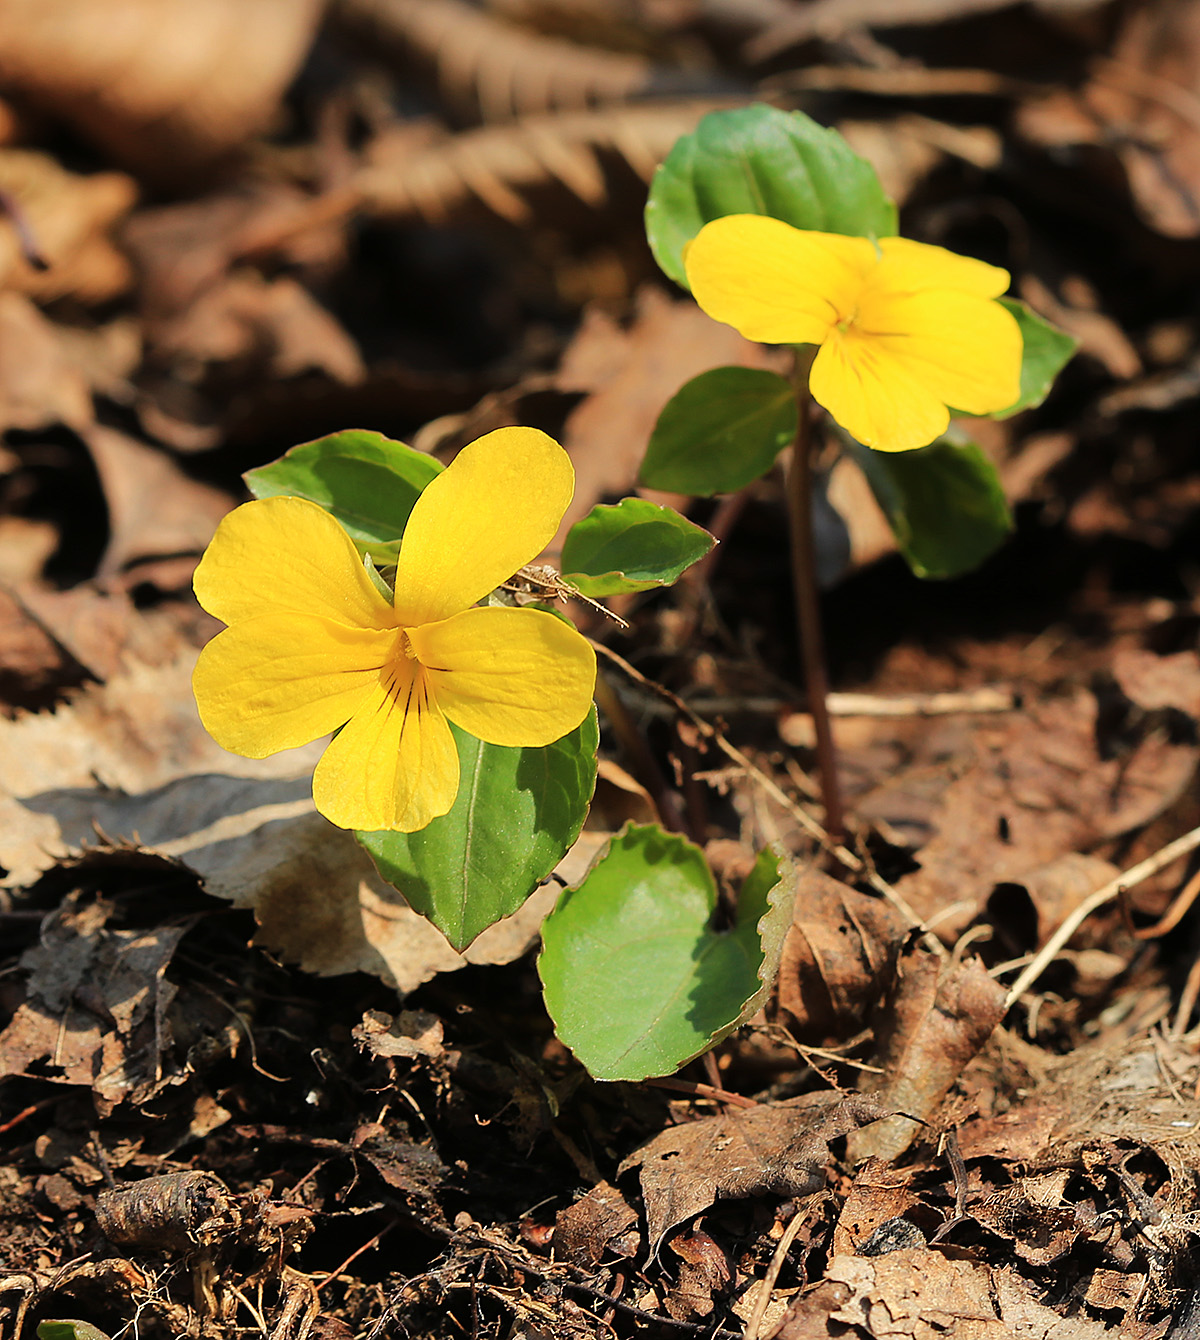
left=784, top=350, right=845, bottom=844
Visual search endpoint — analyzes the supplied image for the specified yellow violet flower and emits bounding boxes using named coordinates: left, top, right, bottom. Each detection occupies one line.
left=192, top=427, right=597, bottom=833
left=683, top=215, right=1024, bottom=453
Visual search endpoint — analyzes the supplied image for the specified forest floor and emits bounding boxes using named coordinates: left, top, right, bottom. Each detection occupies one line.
left=4, top=1, right=1200, bottom=1336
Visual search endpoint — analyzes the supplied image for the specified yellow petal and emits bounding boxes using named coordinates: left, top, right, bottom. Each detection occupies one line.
left=684, top=216, right=874, bottom=345
left=193, top=615, right=397, bottom=757
left=194, top=497, right=396, bottom=630
left=312, top=660, right=459, bottom=831
left=810, top=329, right=950, bottom=452
left=856, top=289, right=1023, bottom=417
left=392, top=427, right=574, bottom=627
left=876, top=236, right=1011, bottom=299
left=410, top=606, right=596, bottom=747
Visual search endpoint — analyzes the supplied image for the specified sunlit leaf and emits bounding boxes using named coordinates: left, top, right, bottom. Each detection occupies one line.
left=245, top=429, right=442, bottom=563
left=358, top=709, right=598, bottom=951
left=646, top=104, right=897, bottom=290
left=539, top=825, right=796, bottom=1081
left=561, top=498, right=714, bottom=597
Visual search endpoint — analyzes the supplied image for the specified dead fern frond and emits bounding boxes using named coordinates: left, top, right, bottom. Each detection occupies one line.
left=331, top=0, right=659, bottom=123
left=356, top=98, right=741, bottom=224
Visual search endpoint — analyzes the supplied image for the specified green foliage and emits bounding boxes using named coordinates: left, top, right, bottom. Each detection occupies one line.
left=539, top=825, right=796, bottom=1081
left=996, top=299, right=1078, bottom=416
left=847, top=433, right=1013, bottom=580
left=38, top=1324, right=112, bottom=1340
left=645, top=104, right=897, bottom=290
left=640, top=367, right=797, bottom=495
left=561, top=498, right=714, bottom=596
left=359, top=709, right=598, bottom=951
left=244, top=429, right=442, bottom=563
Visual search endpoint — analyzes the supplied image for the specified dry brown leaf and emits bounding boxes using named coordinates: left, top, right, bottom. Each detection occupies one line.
left=554, top=1181, right=640, bottom=1266
left=831, top=1158, right=921, bottom=1255
left=6, top=759, right=561, bottom=992
left=0, top=896, right=189, bottom=1113
left=858, top=687, right=1200, bottom=942
left=0, top=646, right=322, bottom=889
left=777, top=869, right=906, bottom=1041
left=0, top=292, right=93, bottom=433
left=151, top=272, right=365, bottom=387
left=662, top=1229, right=731, bottom=1321
left=823, top=1248, right=1112, bottom=1339
left=0, top=0, right=323, bottom=180
left=620, top=1094, right=887, bottom=1255
left=335, top=0, right=653, bottom=124
left=359, top=99, right=736, bottom=226
left=0, top=148, right=136, bottom=303
left=848, top=948, right=1005, bottom=1163
left=81, top=427, right=233, bottom=580
left=985, top=852, right=1120, bottom=958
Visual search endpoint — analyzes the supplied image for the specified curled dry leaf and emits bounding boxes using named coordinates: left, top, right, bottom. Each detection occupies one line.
left=777, top=868, right=906, bottom=1041
left=0, top=0, right=324, bottom=180
left=359, top=99, right=736, bottom=226
left=335, top=0, right=653, bottom=124
left=847, top=947, right=1005, bottom=1164
left=96, top=1173, right=239, bottom=1253
left=0, top=150, right=135, bottom=303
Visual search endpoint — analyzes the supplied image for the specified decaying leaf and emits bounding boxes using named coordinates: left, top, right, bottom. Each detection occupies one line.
left=777, top=868, right=906, bottom=1040
left=848, top=947, right=1005, bottom=1163
left=554, top=1181, right=640, bottom=1267
left=859, top=679, right=1200, bottom=943
left=0, top=896, right=190, bottom=1111
left=620, top=1094, right=888, bottom=1254
left=822, top=1248, right=1113, bottom=1339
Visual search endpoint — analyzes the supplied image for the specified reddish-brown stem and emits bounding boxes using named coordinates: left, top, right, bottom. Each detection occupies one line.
left=783, top=351, right=845, bottom=844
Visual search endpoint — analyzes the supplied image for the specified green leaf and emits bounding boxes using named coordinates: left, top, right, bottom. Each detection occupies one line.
left=358, top=709, right=599, bottom=952
left=561, top=498, right=714, bottom=597
left=645, top=104, right=897, bottom=290
left=38, top=1323, right=112, bottom=1340
left=995, top=298, right=1077, bottom=417
left=846, top=433, right=1012, bottom=580
left=538, top=826, right=797, bottom=1081
left=244, top=429, right=443, bottom=563
left=640, top=366, right=797, bottom=496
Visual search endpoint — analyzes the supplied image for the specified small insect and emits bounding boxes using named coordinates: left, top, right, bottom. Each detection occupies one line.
left=503, top=564, right=629, bottom=629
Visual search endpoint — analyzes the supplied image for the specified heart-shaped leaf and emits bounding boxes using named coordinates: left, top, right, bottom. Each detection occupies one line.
left=561, top=498, right=714, bottom=597
left=539, top=825, right=796, bottom=1081
left=641, top=366, right=797, bottom=495
left=245, top=429, right=442, bottom=562
left=646, top=104, right=897, bottom=290
left=358, top=709, right=598, bottom=951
